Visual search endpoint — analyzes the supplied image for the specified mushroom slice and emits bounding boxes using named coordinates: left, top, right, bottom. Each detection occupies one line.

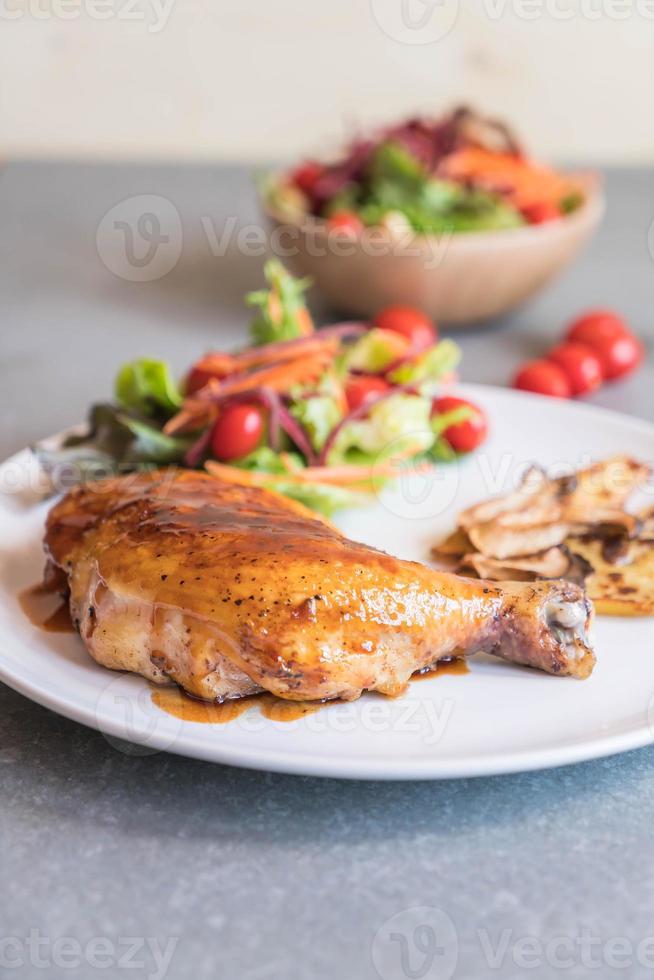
left=562, top=507, right=641, bottom=538
left=561, top=456, right=651, bottom=511
left=431, top=527, right=472, bottom=559
left=458, top=465, right=548, bottom=531
left=463, top=547, right=571, bottom=582
left=567, top=536, right=654, bottom=616
left=467, top=520, right=573, bottom=560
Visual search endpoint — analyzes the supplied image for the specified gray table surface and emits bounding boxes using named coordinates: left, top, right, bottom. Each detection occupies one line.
left=2, top=163, right=654, bottom=980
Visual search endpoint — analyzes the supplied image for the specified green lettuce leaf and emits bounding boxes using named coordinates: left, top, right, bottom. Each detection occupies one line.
left=387, top=339, right=461, bottom=387
left=246, top=259, right=312, bottom=345
left=115, top=359, right=183, bottom=417
left=117, top=414, right=191, bottom=464
left=357, top=141, right=524, bottom=234
left=341, top=328, right=406, bottom=374
left=266, top=480, right=367, bottom=517
left=234, top=447, right=366, bottom=516
left=234, top=446, right=302, bottom=475
left=369, top=141, right=426, bottom=192
left=330, top=393, right=435, bottom=463
left=289, top=395, right=342, bottom=452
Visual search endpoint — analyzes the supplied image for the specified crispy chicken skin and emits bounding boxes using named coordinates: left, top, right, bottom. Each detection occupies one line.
left=44, top=470, right=595, bottom=702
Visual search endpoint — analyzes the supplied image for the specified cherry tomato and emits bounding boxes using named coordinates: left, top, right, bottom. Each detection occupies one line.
left=432, top=396, right=488, bottom=453
left=372, top=306, right=437, bottom=350
left=327, top=210, right=364, bottom=236
left=186, top=366, right=216, bottom=395
left=547, top=342, right=603, bottom=396
left=345, top=376, right=390, bottom=412
left=210, top=403, right=264, bottom=462
left=590, top=332, right=644, bottom=380
left=521, top=201, right=561, bottom=224
left=513, top=360, right=571, bottom=398
left=566, top=309, right=629, bottom=347
left=290, top=161, right=324, bottom=197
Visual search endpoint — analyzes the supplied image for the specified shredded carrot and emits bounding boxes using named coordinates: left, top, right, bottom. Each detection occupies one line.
left=163, top=406, right=215, bottom=436
left=296, top=307, right=314, bottom=337
left=441, top=148, right=581, bottom=209
left=205, top=451, right=430, bottom=494
left=192, top=335, right=338, bottom=379
left=186, top=351, right=334, bottom=404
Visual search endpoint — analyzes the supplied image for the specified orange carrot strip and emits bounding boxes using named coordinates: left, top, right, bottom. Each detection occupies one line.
left=441, top=148, right=581, bottom=208
left=185, top=351, right=333, bottom=405
left=163, top=407, right=215, bottom=436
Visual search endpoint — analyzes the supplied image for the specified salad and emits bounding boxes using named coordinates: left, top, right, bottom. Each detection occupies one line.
left=37, top=261, right=488, bottom=516
left=266, top=106, right=585, bottom=236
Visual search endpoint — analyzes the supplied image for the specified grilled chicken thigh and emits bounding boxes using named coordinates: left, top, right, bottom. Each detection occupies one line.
left=44, top=470, right=595, bottom=702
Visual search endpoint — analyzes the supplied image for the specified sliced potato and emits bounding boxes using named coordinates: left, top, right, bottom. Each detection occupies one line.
left=431, top=456, right=653, bottom=616
left=567, top=536, right=654, bottom=616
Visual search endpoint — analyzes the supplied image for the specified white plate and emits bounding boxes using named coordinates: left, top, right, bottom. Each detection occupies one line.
left=1, top=385, right=653, bottom=780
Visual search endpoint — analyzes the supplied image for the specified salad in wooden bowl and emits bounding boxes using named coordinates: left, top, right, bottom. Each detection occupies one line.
left=261, top=107, right=603, bottom=324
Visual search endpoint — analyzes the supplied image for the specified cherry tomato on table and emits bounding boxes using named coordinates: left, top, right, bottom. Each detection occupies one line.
left=548, top=342, right=603, bottom=396
left=345, top=376, right=390, bottom=412
left=210, top=403, right=264, bottom=462
left=327, top=211, right=364, bottom=236
left=372, top=306, right=438, bottom=350
left=566, top=309, right=629, bottom=347
left=513, top=360, right=572, bottom=399
left=590, top=332, right=643, bottom=380
left=432, top=396, right=488, bottom=453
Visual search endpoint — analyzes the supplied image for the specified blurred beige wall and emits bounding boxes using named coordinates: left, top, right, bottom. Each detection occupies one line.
left=2, top=0, right=654, bottom=163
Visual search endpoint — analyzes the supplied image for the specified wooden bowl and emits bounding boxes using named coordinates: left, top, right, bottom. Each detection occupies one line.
left=261, top=177, right=604, bottom=326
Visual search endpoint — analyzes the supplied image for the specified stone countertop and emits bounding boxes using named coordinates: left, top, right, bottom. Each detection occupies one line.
left=2, top=163, right=654, bottom=980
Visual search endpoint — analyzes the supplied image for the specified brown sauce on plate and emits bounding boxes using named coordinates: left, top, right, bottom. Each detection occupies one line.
left=411, top=658, right=469, bottom=680
left=151, top=686, right=256, bottom=723
left=151, top=686, right=331, bottom=724
left=19, top=583, right=75, bottom=633
left=151, top=658, right=469, bottom=725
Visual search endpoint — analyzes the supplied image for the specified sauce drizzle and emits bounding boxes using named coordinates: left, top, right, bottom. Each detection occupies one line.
left=150, top=658, right=469, bottom=725
left=19, top=583, right=75, bottom=633
left=411, top=657, right=469, bottom=680
left=151, top=686, right=332, bottom=724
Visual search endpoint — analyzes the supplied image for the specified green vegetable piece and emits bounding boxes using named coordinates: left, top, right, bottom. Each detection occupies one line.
left=290, top=394, right=342, bottom=452
left=369, top=141, right=426, bottom=189
left=246, top=259, right=312, bottom=346
left=342, top=328, right=404, bottom=374
left=117, top=414, right=191, bottom=464
left=331, top=393, right=435, bottom=463
left=388, top=339, right=461, bottom=387
left=115, top=359, right=182, bottom=417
